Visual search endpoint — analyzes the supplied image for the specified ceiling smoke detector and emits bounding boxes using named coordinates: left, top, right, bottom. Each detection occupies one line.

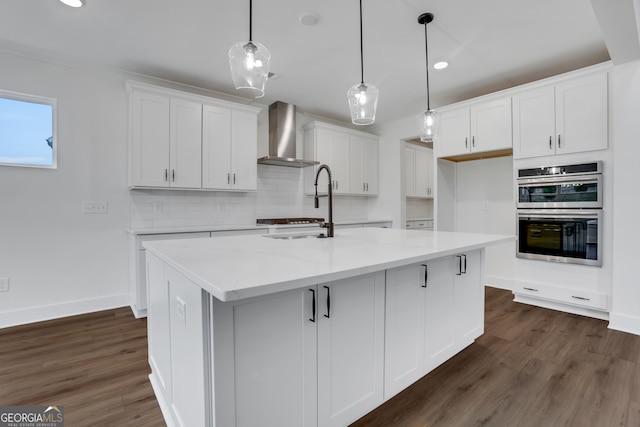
left=299, top=12, right=320, bottom=26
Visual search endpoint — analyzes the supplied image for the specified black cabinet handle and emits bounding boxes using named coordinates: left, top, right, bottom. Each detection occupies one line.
left=549, top=136, right=552, bottom=150
left=324, top=286, right=331, bottom=318
left=523, top=287, right=539, bottom=292
left=557, top=135, right=562, bottom=148
left=421, top=264, right=428, bottom=288
left=309, top=289, right=316, bottom=322
left=462, top=254, right=467, bottom=274
left=456, top=255, right=462, bottom=275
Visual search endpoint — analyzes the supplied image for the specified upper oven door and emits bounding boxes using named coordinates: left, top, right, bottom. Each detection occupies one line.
left=516, top=174, right=602, bottom=209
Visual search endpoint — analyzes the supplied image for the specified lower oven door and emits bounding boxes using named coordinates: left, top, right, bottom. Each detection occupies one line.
left=517, top=209, right=602, bottom=266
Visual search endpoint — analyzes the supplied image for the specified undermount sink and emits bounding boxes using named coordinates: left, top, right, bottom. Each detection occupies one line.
left=264, top=232, right=327, bottom=240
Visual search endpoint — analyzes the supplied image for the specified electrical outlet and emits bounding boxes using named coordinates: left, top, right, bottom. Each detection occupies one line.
left=0, top=277, right=9, bottom=292
left=175, top=297, right=186, bottom=324
left=83, top=201, right=108, bottom=214
left=153, top=201, right=163, bottom=213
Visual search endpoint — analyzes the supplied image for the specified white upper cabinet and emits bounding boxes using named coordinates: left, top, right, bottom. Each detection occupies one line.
left=170, top=98, right=203, bottom=188
left=202, top=105, right=258, bottom=191
left=130, top=90, right=171, bottom=188
left=512, top=71, right=608, bottom=159
left=128, top=81, right=260, bottom=191
left=436, top=97, right=512, bottom=159
left=405, top=143, right=433, bottom=198
left=304, top=121, right=378, bottom=196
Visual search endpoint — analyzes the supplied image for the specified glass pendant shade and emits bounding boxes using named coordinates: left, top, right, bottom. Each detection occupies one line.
left=347, top=82, right=379, bottom=125
left=228, top=40, right=271, bottom=98
left=417, top=109, right=439, bottom=142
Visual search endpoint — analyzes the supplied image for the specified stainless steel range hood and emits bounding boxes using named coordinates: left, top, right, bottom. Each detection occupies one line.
left=257, top=101, right=319, bottom=168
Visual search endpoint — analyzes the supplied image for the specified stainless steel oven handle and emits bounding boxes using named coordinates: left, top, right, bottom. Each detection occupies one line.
left=517, top=209, right=602, bottom=218
left=517, top=174, right=601, bottom=185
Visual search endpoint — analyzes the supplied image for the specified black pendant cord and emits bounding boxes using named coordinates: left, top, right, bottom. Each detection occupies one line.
left=359, top=0, right=364, bottom=85
left=249, top=0, right=253, bottom=42
left=423, top=21, right=430, bottom=111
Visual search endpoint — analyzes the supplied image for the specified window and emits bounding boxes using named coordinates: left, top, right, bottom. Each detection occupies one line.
left=0, top=91, right=56, bottom=168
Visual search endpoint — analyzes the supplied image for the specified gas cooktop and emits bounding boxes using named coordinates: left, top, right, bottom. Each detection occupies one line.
left=257, top=218, right=324, bottom=225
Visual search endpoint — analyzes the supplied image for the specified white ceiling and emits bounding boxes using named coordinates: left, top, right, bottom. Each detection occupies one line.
left=0, top=0, right=631, bottom=125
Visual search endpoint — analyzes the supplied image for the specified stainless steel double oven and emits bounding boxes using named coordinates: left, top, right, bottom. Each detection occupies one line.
left=516, top=161, right=603, bottom=266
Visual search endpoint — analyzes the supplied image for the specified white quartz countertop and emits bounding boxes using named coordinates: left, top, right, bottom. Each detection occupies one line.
left=128, top=219, right=391, bottom=235
left=144, top=227, right=513, bottom=302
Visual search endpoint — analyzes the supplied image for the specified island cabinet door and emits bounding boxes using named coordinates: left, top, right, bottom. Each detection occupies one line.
left=453, top=249, right=484, bottom=346
left=213, top=288, right=318, bottom=427
left=384, top=263, right=427, bottom=398
left=317, top=272, right=386, bottom=427
left=423, top=257, right=457, bottom=373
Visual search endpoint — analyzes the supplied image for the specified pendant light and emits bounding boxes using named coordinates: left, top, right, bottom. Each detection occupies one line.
left=347, top=0, right=379, bottom=125
left=417, top=12, right=439, bottom=142
left=228, top=0, right=271, bottom=98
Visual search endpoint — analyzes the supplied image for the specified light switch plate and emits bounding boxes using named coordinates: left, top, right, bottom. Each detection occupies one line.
left=83, top=201, right=108, bottom=214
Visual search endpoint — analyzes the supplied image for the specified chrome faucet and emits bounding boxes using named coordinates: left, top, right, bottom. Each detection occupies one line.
left=314, top=164, right=334, bottom=238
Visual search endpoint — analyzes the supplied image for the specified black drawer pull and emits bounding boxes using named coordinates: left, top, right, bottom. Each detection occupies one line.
left=523, top=287, right=539, bottom=292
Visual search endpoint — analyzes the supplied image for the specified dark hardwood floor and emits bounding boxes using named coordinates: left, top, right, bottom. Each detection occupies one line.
left=0, top=307, right=163, bottom=426
left=353, top=287, right=640, bottom=427
left=2, top=288, right=639, bottom=426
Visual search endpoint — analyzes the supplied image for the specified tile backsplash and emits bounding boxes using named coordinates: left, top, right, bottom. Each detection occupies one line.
left=129, top=165, right=370, bottom=229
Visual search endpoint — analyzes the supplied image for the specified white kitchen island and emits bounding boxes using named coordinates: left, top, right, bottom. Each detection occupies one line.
left=143, top=227, right=513, bottom=427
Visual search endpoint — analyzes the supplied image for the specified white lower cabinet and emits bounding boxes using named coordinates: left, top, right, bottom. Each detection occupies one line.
left=384, top=250, right=483, bottom=399
left=147, top=253, right=208, bottom=427
left=317, top=273, right=385, bottom=427
left=216, top=272, right=385, bottom=427
left=147, top=252, right=482, bottom=427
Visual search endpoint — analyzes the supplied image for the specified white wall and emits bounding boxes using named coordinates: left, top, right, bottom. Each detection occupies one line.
left=609, top=60, right=640, bottom=334
left=454, top=157, right=515, bottom=289
left=0, top=51, right=372, bottom=328
left=0, top=52, right=131, bottom=327
left=368, top=115, right=416, bottom=228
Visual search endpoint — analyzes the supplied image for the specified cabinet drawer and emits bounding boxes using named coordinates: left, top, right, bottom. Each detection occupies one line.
left=514, top=282, right=607, bottom=311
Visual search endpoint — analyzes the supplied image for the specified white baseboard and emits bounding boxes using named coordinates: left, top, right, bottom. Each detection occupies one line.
left=513, top=294, right=609, bottom=320
left=608, top=312, right=640, bottom=336
left=484, top=275, right=513, bottom=291
left=0, top=293, right=130, bottom=329
left=149, top=373, right=175, bottom=427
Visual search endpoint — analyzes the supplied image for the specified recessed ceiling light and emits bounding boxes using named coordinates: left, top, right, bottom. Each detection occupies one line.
left=59, top=0, right=85, bottom=7
left=434, top=61, right=449, bottom=70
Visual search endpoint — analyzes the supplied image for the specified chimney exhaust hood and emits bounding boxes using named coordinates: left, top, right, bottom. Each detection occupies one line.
left=257, top=101, right=319, bottom=168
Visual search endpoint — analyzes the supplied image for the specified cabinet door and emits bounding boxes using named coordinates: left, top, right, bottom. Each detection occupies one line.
left=470, top=97, right=512, bottom=153
left=384, top=263, right=426, bottom=398
left=423, top=256, right=456, bottom=373
left=315, top=127, right=350, bottom=194
left=230, top=110, right=258, bottom=191
left=555, top=72, right=608, bottom=155
left=146, top=253, right=172, bottom=404
left=415, top=147, right=431, bottom=197
left=454, top=250, right=484, bottom=346
left=435, top=107, right=470, bottom=158
left=362, top=137, right=378, bottom=195
left=404, top=147, right=416, bottom=197
left=232, top=289, right=317, bottom=427
left=167, top=266, right=207, bottom=427
left=202, top=104, right=232, bottom=189
left=349, top=136, right=365, bottom=195
left=130, top=91, right=170, bottom=187
left=318, top=272, right=385, bottom=427
left=512, top=86, right=556, bottom=159
left=170, top=99, right=202, bottom=188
